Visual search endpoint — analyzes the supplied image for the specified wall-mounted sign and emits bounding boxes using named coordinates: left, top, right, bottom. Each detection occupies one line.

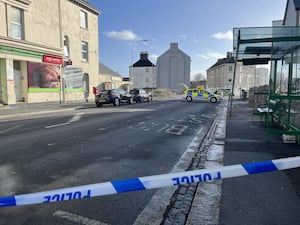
left=43, top=55, right=63, bottom=65
left=63, top=67, right=83, bottom=88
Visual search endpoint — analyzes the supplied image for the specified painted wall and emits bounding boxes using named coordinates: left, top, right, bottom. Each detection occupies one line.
left=130, top=66, right=156, bottom=89
left=284, top=0, right=299, bottom=26
left=157, top=43, right=191, bottom=94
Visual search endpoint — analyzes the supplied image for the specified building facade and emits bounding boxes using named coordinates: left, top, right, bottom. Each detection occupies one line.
left=129, top=52, right=156, bottom=90
left=156, top=43, right=191, bottom=94
left=206, top=52, right=235, bottom=93
left=0, top=0, right=99, bottom=105
left=206, top=52, right=259, bottom=97
left=98, top=62, right=129, bottom=92
left=283, top=0, right=300, bottom=25
left=256, top=67, right=269, bottom=86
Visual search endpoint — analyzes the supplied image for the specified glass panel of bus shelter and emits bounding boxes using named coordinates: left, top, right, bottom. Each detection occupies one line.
left=290, top=99, right=300, bottom=128
left=291, top=48, right=300, bottom=96
left=276, top=54, right=291, bottom=94
left=291, top=48, right=300, bottom=129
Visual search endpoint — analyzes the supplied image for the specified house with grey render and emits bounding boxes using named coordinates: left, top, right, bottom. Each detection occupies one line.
left=156, top=43, right=191, bottom=94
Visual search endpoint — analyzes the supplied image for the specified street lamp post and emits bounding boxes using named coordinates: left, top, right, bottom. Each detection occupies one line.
left=130, top=39, right=147, bottom=89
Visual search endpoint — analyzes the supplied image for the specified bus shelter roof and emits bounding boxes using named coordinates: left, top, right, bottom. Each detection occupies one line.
left=233, top=27, right=300, bottom=65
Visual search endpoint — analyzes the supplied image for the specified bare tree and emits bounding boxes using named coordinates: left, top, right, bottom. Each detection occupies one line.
left=193, top=73, right=206, bottom=81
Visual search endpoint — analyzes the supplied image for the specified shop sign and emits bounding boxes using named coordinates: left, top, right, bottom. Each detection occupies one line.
left=43, top=55, right=63, bottom=65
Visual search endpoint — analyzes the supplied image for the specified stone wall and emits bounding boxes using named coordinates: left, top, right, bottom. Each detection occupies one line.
left=248, top=85, right=269, bottom=106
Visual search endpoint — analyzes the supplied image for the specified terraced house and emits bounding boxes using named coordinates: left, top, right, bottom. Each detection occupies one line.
left=0, top=0, right=99, bottom=105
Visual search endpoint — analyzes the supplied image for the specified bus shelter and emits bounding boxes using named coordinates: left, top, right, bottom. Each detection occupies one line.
left=232, top=27, right=300, bottom=144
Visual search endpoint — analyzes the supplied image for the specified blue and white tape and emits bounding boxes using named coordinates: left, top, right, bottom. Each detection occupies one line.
left=1, top=156, right=300, bottom=208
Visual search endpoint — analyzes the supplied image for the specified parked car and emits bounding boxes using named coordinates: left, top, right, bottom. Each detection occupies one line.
left=129, top=89, right=151, bottom=103
left=95, top=89, right=133, bottom=107
left=214, top=88, right=232, bottom=96
left=184, top=88, right=222, bottom=103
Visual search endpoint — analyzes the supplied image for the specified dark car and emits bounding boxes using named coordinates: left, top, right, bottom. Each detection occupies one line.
left=95, top=89, right=133, bottom=107
left=129, top=89, right=151, bottom=103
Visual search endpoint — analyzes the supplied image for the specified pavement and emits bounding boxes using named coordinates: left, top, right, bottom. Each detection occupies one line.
left=0, top=101, right=95, bottom=120
left=219, top=100, right=300, bottom=225
left=1, top=99, right=300, bottom=225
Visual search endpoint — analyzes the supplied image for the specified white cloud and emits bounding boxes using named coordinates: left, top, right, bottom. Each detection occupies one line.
left=149, top=54, right=158, bottom=62
left=179, top=34, right=187, bottom=40
left=105, top=30, right=139, bottom=41
left=211, top=30, right=233, bottom=40
left=197, top=51, right=226, bottom=60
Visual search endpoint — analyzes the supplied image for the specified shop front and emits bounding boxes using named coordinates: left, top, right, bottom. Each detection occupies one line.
left=0, top=46, right=88, bottom=105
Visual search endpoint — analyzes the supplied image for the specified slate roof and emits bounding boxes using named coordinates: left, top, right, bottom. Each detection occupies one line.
left=99, top=63, right=122, bottom=77
left=133, top=60, right=155, bottom=67
left=133, top=52, right=155, bottom=67
left=208, top=57, right=235, bottom=69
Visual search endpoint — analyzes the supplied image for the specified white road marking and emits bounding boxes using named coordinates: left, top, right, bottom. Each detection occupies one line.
left=0, top=125, right=23, bottom=134
left=53, top=210, right=109, bottom=225
left=45, top=113, right=84, bottom=129
left=98, top=125, right=114, bottom=131
left=68, top=112, right=84, bottom=123
left=45, top=122, right=69, bottom=129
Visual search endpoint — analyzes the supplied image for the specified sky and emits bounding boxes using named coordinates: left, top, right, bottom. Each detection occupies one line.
left=88, top=0, right=287, bottom=79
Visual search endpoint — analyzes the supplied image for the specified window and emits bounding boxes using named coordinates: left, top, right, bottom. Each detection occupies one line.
left=80, top=11, right=88, bottom=29
left=64, top=36, right=69, bottom=57
left=11, top=7, right=24, bottom=40
left=81, top=41, right=88, bottom=61
left=83, top=73, right=89, bottom=94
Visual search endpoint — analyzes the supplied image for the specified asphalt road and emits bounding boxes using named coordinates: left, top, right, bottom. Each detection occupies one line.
left=0, top=99, right=222, bottom=225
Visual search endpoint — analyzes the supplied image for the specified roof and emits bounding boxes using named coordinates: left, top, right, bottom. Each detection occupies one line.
left=209, top=57, right=235, bottom=69
left=158, top=43, right=191, bottom=61
left=133, top=60, right=155, bottom=67
left=99, top=63, right=122, bottom=77
left=70, top=0, right=100, bottom=15
left=132, top=52, right=155, bottom=67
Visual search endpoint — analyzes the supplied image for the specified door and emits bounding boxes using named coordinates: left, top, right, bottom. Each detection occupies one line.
left=13, top=61, right=23, bottom=102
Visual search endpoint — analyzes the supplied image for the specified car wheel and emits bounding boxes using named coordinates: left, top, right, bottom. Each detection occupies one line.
left=114, top=98, right=120, bottom=106
left=210, top=97, right=217, bottom=103
left=96, top=102, right=102, bottom=107
left=186, top=96, right=192, bottom=102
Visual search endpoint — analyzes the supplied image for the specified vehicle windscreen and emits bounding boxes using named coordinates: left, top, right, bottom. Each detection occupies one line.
left=130, top=90, right=138, bottom=94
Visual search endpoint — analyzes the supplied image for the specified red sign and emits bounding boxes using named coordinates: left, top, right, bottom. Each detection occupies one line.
left=43, top=55, right=63, bottom=65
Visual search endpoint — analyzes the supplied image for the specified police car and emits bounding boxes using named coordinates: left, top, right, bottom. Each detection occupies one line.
left=184, top=89, right=221, bottom=103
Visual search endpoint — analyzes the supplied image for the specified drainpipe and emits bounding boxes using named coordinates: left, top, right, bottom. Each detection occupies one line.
left=58, top=0, right=65, bottom=104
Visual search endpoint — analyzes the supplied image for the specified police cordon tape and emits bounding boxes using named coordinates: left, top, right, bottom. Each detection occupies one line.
left=1, top=156, right=300, bottom=208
